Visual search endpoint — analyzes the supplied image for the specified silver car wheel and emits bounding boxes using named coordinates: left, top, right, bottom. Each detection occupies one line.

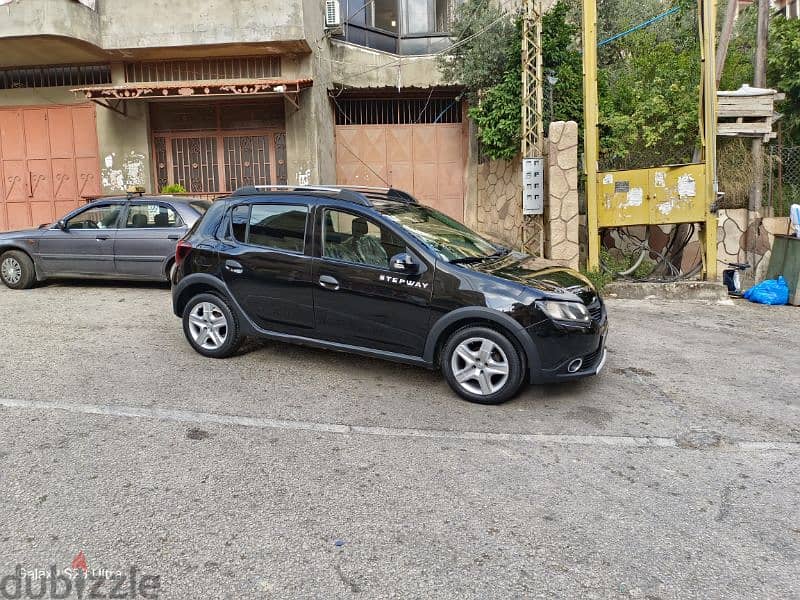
left=1, top=257, right=22, bottom=285
left=188, top=301, right=228, bottom=351
left=450, top=337, right=510, bottom=396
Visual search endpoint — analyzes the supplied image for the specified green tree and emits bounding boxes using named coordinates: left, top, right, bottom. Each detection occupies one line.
left=438, top=0, right=583, bottom=160
left=597, top=6, right=702, bottom=168
left=768, top=16, right=800, bottom=144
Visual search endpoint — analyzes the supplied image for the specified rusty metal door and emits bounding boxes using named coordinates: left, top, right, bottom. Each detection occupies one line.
left=153, top=130, right=287, bottom=193
left=335, top=123, right=466, bottom=221
left=0, top=105, right=100, bottom=231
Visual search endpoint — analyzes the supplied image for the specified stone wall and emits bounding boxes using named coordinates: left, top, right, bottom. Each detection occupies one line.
left=717, top=209, right=791, bottom=283
left=471, top=121, right=581, bottom=267
left=545, top=121, right=579, bottom=269
left=474, top=156, right=524, bottom=249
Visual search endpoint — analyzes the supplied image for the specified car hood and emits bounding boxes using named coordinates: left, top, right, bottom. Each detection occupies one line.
left=0, top=227, right=47, bottom=241
left=466, top=252, right=598, bottom=304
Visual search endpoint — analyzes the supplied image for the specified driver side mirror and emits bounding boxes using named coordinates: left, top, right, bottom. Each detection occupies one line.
left=390, top=252, right=419, bottom=274
left=56, top=219, right=67, bottom=231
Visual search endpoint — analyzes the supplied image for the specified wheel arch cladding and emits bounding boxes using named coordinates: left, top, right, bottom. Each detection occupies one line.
left=424, top=307, right=539, bottom=374
left=174, top=276, right=230, bottom=316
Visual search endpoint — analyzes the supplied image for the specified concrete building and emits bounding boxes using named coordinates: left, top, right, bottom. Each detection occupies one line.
left=0, top=0, right=470, bottom=231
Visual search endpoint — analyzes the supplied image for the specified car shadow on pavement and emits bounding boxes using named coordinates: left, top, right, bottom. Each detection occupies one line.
left=37, top=279, right=171, bottom=291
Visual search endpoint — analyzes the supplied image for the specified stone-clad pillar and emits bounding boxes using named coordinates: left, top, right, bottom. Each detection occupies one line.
left=546, top=121, right=579, bottom=269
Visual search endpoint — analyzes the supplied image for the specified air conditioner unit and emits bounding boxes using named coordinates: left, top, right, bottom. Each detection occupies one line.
left=325, top=0, right=341, bottom=27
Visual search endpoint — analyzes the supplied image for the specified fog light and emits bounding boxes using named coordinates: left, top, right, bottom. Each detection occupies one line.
left=567, top=358, right=583, bottom=373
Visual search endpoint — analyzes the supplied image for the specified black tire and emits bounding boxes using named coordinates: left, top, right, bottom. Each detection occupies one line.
left=181, top=292, right=243, bottom=358
left=0, top=250, right=36, bottom=290
left=441, top=326, right=525, bottom=405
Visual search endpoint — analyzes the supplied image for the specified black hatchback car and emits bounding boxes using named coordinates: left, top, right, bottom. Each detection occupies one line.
left=171, top=186, right=607, bottom=404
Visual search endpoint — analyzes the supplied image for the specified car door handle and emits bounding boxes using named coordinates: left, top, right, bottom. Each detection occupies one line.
left=167, top=234, right=181, bottom=240
left=224, top=259, right=244, bottom=274
left=95, top=234, right=109, bottom=241
left=318, top=275, right=340, bottom=290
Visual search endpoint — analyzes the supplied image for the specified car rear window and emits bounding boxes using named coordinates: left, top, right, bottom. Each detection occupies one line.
left=230, top=204, right=308, bottom=253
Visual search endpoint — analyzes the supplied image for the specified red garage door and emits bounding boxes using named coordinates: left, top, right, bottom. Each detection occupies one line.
left=0, top=105, right=101, bottom=231
left=333, top=95, right=466, bottom=221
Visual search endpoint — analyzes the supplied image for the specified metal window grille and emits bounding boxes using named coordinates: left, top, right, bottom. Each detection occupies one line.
left=0, top=65, right=111, bottom=90
left=333, top=97, right=462, bottom=125
left=124, top=57, right=282, bottom=83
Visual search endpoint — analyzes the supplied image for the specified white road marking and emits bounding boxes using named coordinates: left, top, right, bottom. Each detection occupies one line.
left=0, top=397, right=798, bottom=452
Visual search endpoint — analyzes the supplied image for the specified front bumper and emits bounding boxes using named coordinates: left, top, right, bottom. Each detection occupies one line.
left=525, top=305, right=608, bottom=384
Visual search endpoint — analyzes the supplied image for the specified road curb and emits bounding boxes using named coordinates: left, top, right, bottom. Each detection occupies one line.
left=604, top=280, right=729, bottom=302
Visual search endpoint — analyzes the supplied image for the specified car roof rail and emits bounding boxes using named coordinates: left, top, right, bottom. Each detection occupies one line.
left=230, top=184, right=371, bottom=207
left=230, top=184, right=418, bottom=207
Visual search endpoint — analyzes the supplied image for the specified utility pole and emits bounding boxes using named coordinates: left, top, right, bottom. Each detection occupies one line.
left=582, top=0, right=600, bottom=270
left=520, top=0, right=545, bottom=256
left=750, top=0, right=769, bottom=214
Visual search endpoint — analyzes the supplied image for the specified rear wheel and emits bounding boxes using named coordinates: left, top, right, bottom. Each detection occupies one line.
left=182, top=293, right=243, bottom=358
left=441, top=326, right=525, bottom=405
left=0, top=250, right=35, bottom=290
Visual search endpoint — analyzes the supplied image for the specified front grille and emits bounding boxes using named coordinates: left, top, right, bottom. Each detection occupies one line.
left=588, top=300, right=603, bottom=322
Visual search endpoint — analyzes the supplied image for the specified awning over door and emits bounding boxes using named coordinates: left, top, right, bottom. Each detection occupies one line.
left=71, top=78, right=312, bottom=112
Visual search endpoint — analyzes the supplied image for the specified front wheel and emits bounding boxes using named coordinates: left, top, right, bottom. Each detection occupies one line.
left=441, top=326, right=525, bottom=405
left=0, top=250, right=36, bottom=290
left=182, top=293, right=243, bottom=358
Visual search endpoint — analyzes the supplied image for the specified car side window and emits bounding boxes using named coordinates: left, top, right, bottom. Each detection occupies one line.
left=230, top=205, right=250, bottom=242
left=126, top=204, right=181, bottom=228
left=65, top=204, right=123, bottom=230
left=231, top=204, right=308, bottom=253
left=322, top=209, right=404, bottom=269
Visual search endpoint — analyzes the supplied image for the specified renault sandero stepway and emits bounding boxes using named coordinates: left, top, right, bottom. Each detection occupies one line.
left=171, top=185, right=607, bottom=404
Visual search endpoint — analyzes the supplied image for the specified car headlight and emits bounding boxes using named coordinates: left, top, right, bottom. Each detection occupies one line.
left=537, top=300, right=590, bottom=323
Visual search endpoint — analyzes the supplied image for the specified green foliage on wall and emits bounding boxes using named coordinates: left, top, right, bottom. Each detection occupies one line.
left=438, top=0, right=582, bottom=161
left=161, top=183, right=188, bottom=194
left=440, top=0, right=785, bottom=167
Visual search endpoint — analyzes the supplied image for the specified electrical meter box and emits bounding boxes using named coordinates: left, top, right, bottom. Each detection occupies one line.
left=522, top=157, right=544, bottom=215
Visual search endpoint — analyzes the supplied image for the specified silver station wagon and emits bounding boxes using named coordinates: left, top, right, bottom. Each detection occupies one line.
left=0, top=193, right=209, bottom=289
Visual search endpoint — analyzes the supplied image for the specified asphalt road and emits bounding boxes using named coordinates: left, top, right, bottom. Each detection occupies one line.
left=0, top=281, right=798, bottom=599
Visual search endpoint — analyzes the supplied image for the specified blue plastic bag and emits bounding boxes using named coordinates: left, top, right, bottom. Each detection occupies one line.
left=743, top=276, right=790, bottom=305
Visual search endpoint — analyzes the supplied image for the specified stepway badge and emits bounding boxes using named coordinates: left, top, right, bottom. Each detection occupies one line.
left=378, top=274, right=429, bottom=289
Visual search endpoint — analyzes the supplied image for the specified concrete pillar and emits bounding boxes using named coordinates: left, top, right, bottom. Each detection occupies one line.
left=545, top=121, right=579, bottom=269
left=284, top=54, right=336, bottom=186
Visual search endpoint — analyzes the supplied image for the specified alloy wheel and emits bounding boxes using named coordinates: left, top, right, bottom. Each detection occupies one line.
left=1, top=257, right=22, bottom=286
left=188, top=301, right=228, bottom=350
left=450, top=337, right=510, bottom=396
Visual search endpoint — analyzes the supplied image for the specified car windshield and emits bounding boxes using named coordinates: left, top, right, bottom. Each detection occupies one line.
left=189, top=200, right=212, bottom=214
left=377, top=203, right=499, bottom=262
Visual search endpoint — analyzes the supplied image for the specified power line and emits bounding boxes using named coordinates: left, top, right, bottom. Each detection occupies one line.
left=597, top=6, right=681, bottom=47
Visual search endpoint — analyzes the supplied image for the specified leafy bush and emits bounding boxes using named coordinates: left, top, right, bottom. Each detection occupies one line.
left=438, top=0, right=582, bottom=160
left=768, top=16, right=800, bottom=145
left=161, top=183, right=188, bottom=194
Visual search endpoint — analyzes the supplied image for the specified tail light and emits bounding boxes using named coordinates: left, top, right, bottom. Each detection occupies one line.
left=175, top=239, right=192, bottom=267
